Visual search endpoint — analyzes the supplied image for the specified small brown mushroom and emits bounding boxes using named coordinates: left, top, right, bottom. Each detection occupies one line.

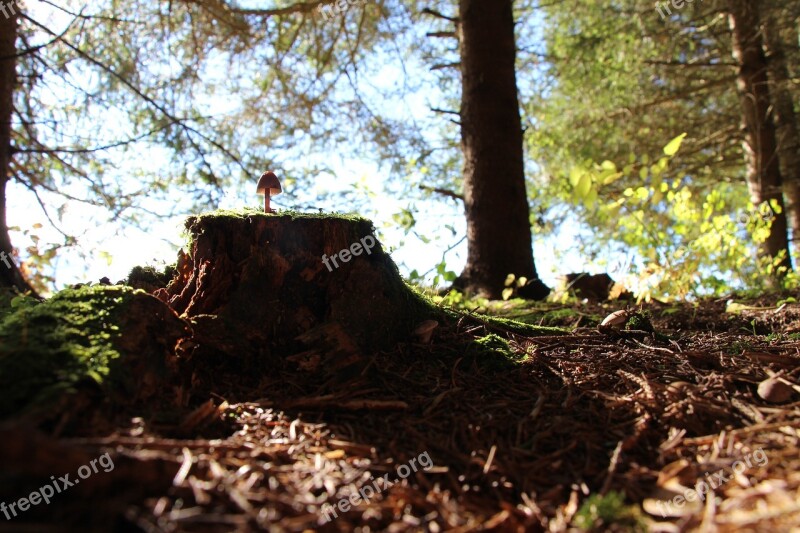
left=757, top=377, right=794, bottom=403
left=597, top=309, right=630, bottom=334
left=413, top=320, right=439, bottom=344
left=256, top=171, right=282, bottom=213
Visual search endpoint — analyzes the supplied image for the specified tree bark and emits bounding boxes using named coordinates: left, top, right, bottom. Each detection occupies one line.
left=762, top=11, right=800, bottom=264
left=728, top=0, right=792, bottom=279
left=453, top=0, right=549, bottom=300
left=0, top=9, right=35, bottom=294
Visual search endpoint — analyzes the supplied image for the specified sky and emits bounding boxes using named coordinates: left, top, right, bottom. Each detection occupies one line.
left=8, top=0, right=594, bottom=295
left=8, top=158, right=581, bottom=292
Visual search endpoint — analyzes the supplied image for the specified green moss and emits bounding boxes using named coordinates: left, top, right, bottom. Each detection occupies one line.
left=625, top=312, right=654, bottom=333
left=478, top=315, right=568, bottom=337
left=511, top=307, right=594, bottom=327
left=0, top=285, right=136, bottom=418
left=187, top=207, right=371, bottom=225
left=573, top=491, right=646, bottom=532
left=466, top=333, right=523, bottom=369
left=127, top=264, right=175, bottom=287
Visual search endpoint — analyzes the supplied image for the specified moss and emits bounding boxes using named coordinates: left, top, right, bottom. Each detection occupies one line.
left=625, top=312, right=654, bottom=333
left=127, top=264, right=175, bottom=288
left=187, top=207, right=371, bottom=226
left=573, top=491, right=646, bottom=532
left=478, top=315, right=569, bottom=337
left=512, top=307, right=593, bottom=327
left=0, top=285, right=136, bottom=419
left=466, top=333, right=524, bottom=370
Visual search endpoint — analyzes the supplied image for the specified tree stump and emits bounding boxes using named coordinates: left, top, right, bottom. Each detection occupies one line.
left=155, top=210, right=436, bottom=372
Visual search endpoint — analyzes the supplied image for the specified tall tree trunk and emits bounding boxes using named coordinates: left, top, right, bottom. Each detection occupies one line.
left=728, top=0, right=792, bottom=280
left=762, top=12, right=800, bottom=264
left=453, top=0, right=549, bottom=300
left=0, top=8, right=34, bottom=294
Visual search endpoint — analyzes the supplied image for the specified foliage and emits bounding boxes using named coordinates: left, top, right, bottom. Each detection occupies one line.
left=526, top=0, right=800, bottom=298
left=546, top=134, right=786, bottom=299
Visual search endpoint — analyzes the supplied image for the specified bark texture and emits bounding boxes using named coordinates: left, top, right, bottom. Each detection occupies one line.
left=728, top=0, right=793, bottom=278
left=762, top=13, right=800, bottom=263
left=454, top=0, right=549, bottom=300
left=0, top=9, right=35, bottom=293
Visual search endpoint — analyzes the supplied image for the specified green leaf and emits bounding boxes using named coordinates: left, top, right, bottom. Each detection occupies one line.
left=663, top=133, right=687, bottom=156
left=576, top=172, right=592, bottom=198
left=602, top=171, right=623, bottom=185
left=569, top=167, right=584, bottom=187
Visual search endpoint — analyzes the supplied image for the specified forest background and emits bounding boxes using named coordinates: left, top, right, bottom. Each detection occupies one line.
left=3, top=0, right=800, bottom=301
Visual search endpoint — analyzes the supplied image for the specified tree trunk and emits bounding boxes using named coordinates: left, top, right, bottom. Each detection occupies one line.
left=0, top=9, right=35, bottom=294
left=453, top=0, right=549, bottom=300
left=762, top=12, right=800, bottom=264
left=728, top=0, right=793, bottom=279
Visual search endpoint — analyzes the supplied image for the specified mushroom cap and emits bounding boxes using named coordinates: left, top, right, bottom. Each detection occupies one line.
left=413, top=320, right=439, bottom=335
left=757, top=377, right=794, bottom=403
left=256, top=171, right=282, bottom=195
left=599, top=309, right=629, bottom=329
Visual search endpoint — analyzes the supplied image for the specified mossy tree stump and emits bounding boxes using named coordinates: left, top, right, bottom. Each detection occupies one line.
left=156, top=210, right=435, bottom=371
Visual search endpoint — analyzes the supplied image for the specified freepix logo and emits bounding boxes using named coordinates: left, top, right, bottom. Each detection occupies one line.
left=656, top=0, right=703, bottom=21
left=321, top=451, right=433, bottom=523
left=0, top=0, right=24, bottom=19
left=321, top=235, right=377, bottom=272
left=652, top=447, right=768, bottom=517
left=1, top=452, right=115, bottom=520
left=317, top=0, right=368, bottom=21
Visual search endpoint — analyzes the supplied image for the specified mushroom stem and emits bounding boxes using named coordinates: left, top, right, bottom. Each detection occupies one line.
left=264, top=194, right=271, bottom=212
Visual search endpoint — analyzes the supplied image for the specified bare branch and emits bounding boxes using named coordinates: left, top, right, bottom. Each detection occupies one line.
left=426, top=31, right=456, bottom=38
left=431, top=62, right=460, bottom=71
left=21, top=13, right=248, bottom=180
left=421, top=7, right=459, bottom=23
left=419, top=185, right=463, bottom=202
left=430, top=107, right=460, bottom=117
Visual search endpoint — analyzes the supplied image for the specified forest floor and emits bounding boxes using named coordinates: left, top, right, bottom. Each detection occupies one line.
left=3, top=291, right=800, bottom=532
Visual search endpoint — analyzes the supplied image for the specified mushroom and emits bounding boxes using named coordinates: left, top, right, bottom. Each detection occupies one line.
left=413, top=320, right=439, bottom=344
left=256, top=171, right=282, bottom=213
left=757, top=377, right=794, bottom=403
left=597, top=309, right=630, bottom=334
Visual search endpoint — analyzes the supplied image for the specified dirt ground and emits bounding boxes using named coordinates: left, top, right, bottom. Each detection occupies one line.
left=2, top=293, right=799, bottom=532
